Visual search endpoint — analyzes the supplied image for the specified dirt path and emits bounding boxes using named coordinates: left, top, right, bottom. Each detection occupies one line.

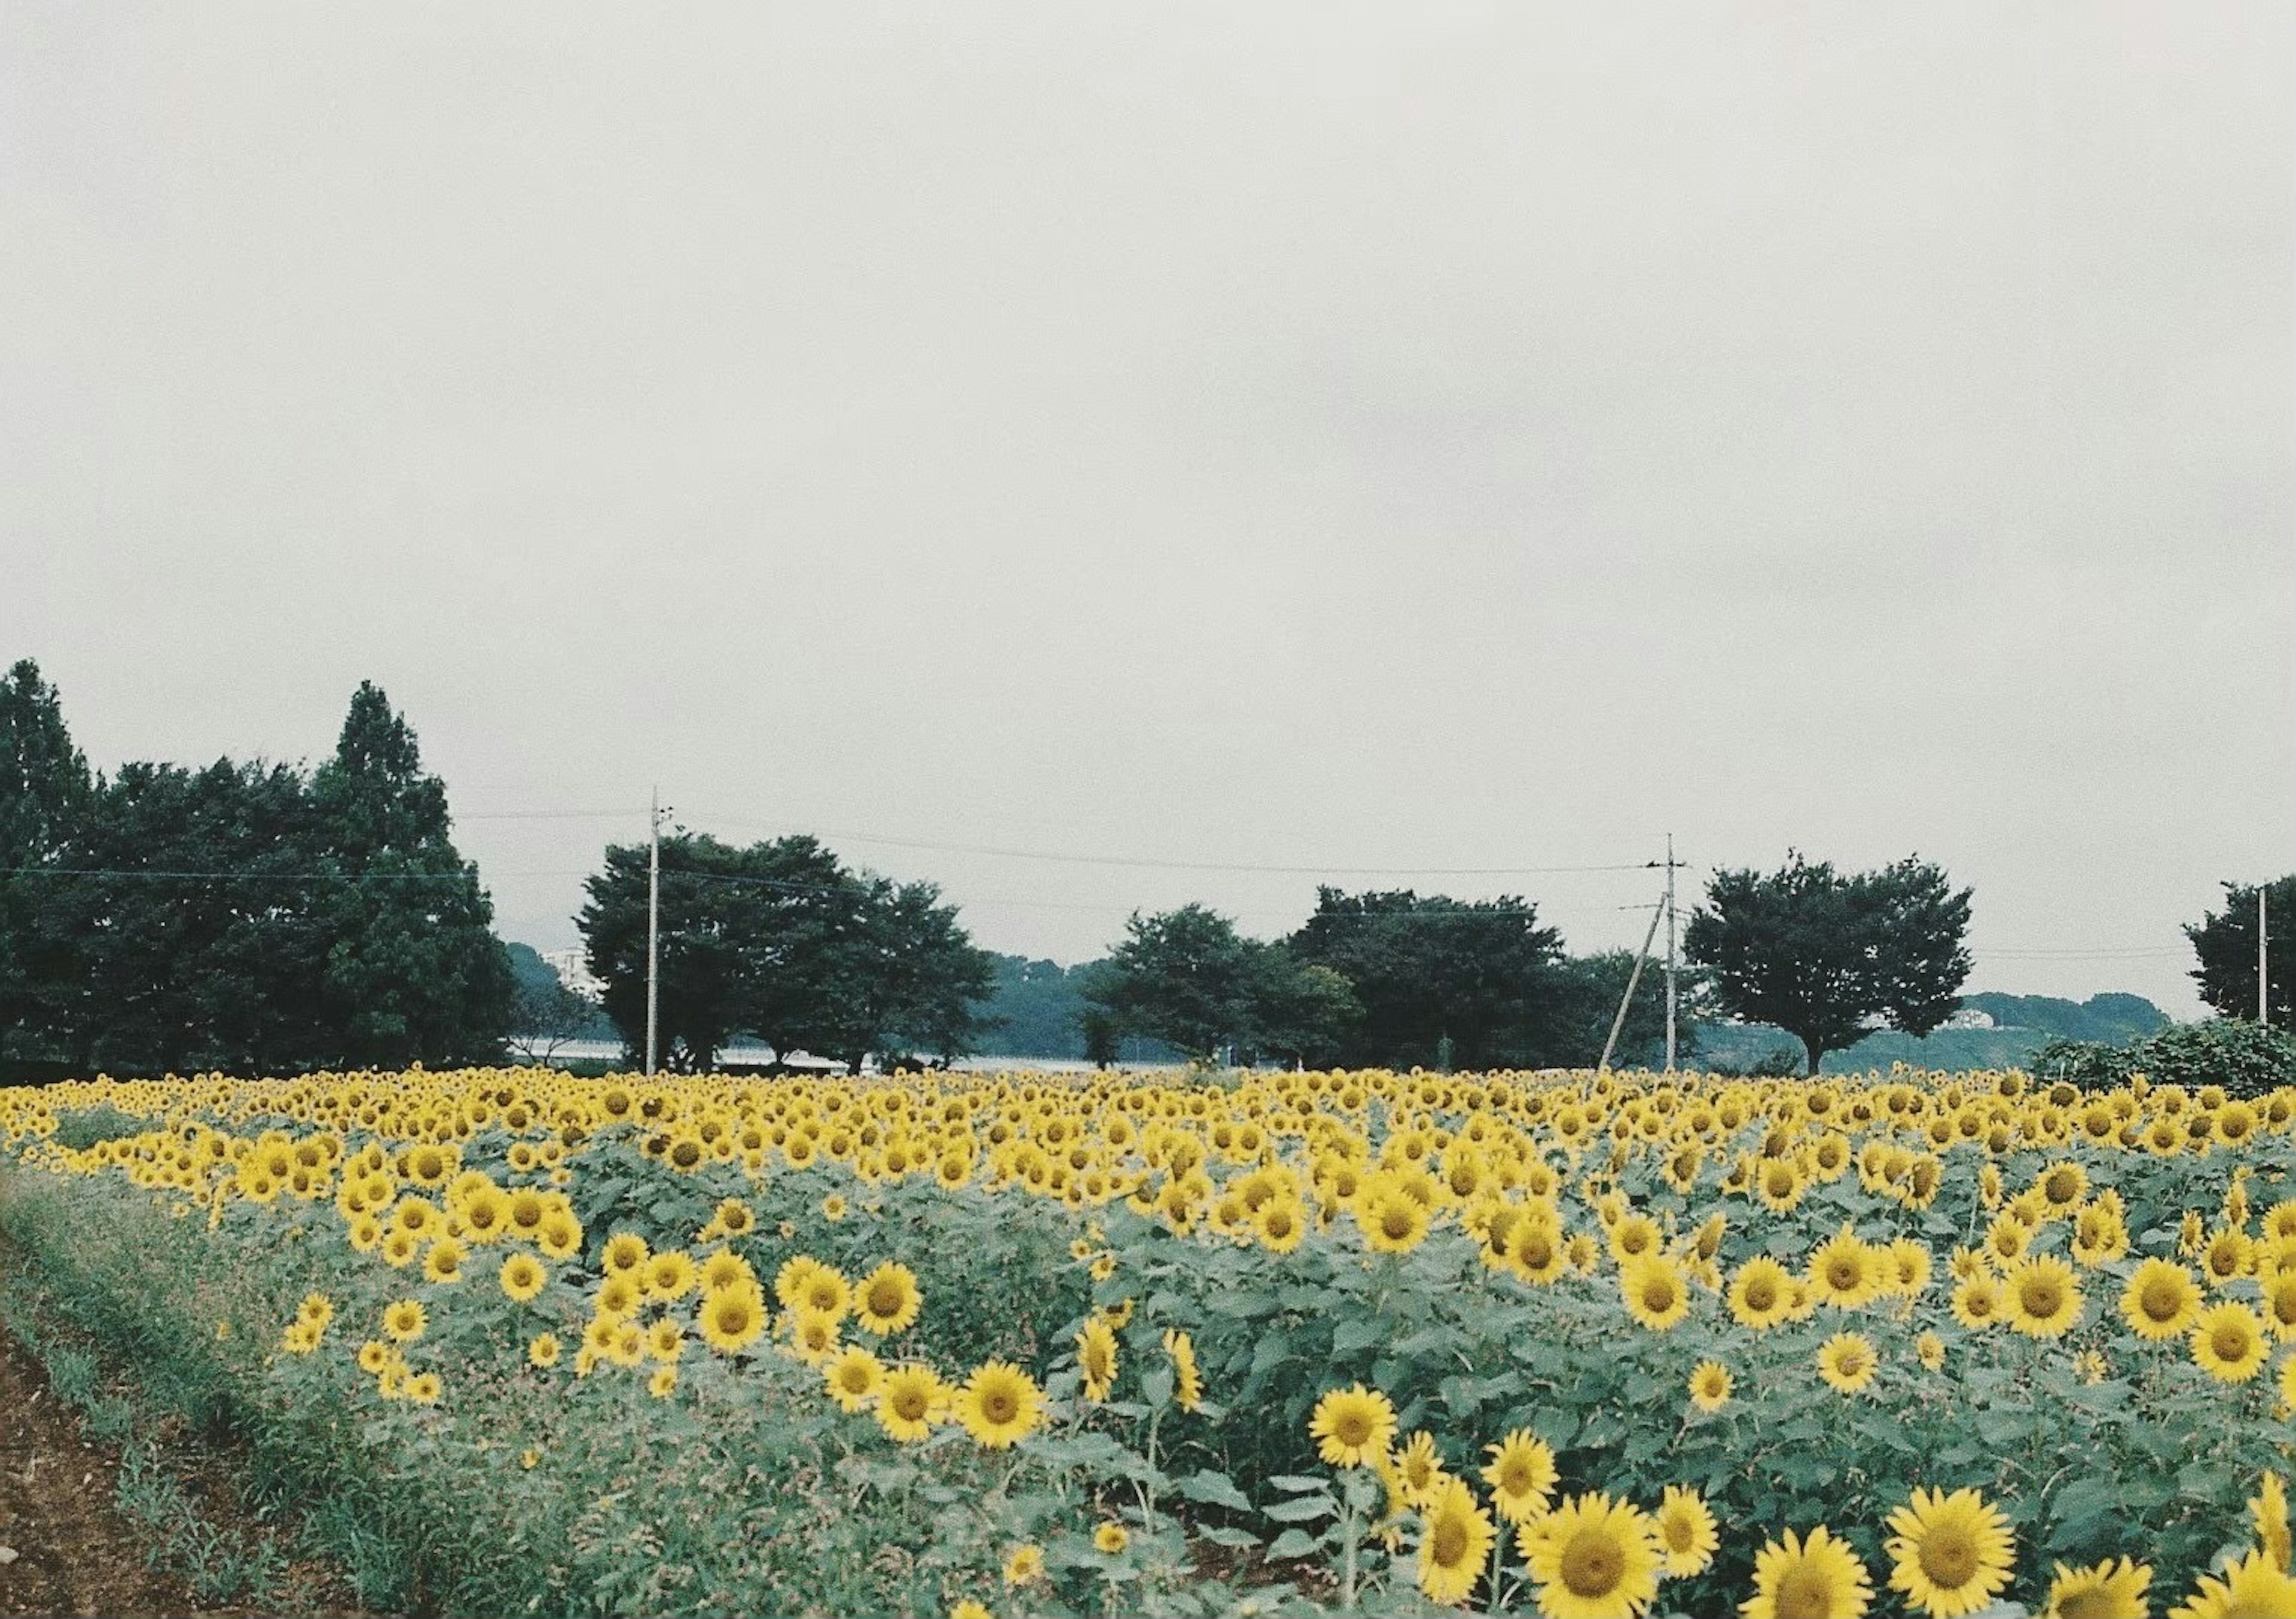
left=0, top=1324, right=213, bottom=1618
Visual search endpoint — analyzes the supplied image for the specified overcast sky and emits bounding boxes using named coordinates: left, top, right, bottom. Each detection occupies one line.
left=4, top=4, right=2289, bottom=1017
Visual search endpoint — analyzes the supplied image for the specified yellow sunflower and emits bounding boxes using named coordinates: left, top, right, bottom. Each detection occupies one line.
left=874, top=1364, right=947, bottom=1442
left=1361, top=1190, right=1432, bottom=1254
left=498, top=1252, right=546, bottom=1303
left=2192, top=1302, right=2271, bottom=1383
left=1884, top=1486, right=2015, bottom=1618
left=1077, top=1315, right=1118, bottom=1403
left=955, top=1359, right=1044, bottom=1449
left=1689, top=1361, right=1734, bottom=1413
left=2041, top=1557, right=2149, bottom=1619
left=853, top=1261, right=923, bottom=1336
left=382, top=1298, right=426, bottom=1343
left=1654, top=1484, right=1718, bottom=1578
left=823, top=1345, right=884, bottom=1413
left=1742, top=1524, right=1873, bottom=1619
left=2120, top=1259, right=2202, bottom=1342
left=1809, top=1224, right=1880, bottom=1309
left=1816, top=1332, right=1879, bottom=1395
left=699, top=1282, right=768, bottom=1354
left=2167, top=1547, right=2296, bottom=1619
left=1950, top=1274, right=2005, bottom=1331
left=1620, top=1254, right=1692, bottom=1333
left=2252, top=1471, right=2290, bottom=1572
left=1163, top=1328, right=1203, bottom=1412
left=1310, top=1383, right=1398, bottom=1470
left=1518, top=1490, right=1661, bottom=1619
left=1729, top=1257, right=1794, bottom=1331
left=1415, top=1474, right=1496, bottom=1608
left=2004, top=1254, right=2083, bottom=1339
left=1480, top=1428, right=1558, bottom=1525
left=527, top=1331, right=561, bottom=1369
left=1002, top=1543, right=1045, bottom=1587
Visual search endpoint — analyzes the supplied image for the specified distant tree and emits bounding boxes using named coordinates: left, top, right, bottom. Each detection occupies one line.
left=1552, top=949, right=1711, bottom=1070
left=579, top=832, right=794, bottom=1070
left=579, top=833, right=996, bottom=1072
left=36, top=757, right=333, bottom=1073
left=1249, top=954, right=1363, bottom=1069
left=1685, top=851, right=1973, bottom=1075
left=505, top=943, right=607, bottom=1064
left=0, top=660, right=91, bottom=1060
left=1082, top=905, right=1265, bottom=1062
left=808, top=875, right=996, bottom=1071
left=1077, top=1005, right=1121, bottom=1070
left=2185, top=876, right=2295, bottom=1030
left=1288, top=888, right=1578, bottom=1070
left=307, top=684, right=515, bottom=1068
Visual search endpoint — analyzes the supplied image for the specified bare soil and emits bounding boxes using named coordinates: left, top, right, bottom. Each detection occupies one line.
left=0, top=1320, right=217, bottom=1618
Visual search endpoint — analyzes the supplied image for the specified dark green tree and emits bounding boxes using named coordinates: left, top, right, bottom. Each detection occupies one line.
left=1287, top=888, right=1577, bottom=1070
left=579, top=832, right=789, bottom=1070
left=0, top=660, right=91, bottom=1061
left=809, top=876, right=996, bottom=1070
left=578, top=833, right=996, bottom=1072
left=307, top=684, right=514, bottom=1068
left=1552, top=949, right=1710, bottom=1070
left=38, top=758, right=332, bottom=1073
left=1249, top=954, right=1363, bottom=1069
left=2185, top=876, right=2294, bottom=1030
left=1081, top=905, right=1265, bottom=1062
left=1685, top=851, right=1973, bottom=1075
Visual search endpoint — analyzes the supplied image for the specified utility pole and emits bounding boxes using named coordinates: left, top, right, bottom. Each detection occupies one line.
left=646, top=787, right=662, bottom=1077
left=2263, top=885, right=2271, bottom=1027
left=1599, top=899, right=1665, bottom=1072
left=1664, top=833, right=1679, bottom=1073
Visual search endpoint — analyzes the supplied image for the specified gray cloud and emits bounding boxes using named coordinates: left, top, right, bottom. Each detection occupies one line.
left=5, top=2, right=2288, bottom=1016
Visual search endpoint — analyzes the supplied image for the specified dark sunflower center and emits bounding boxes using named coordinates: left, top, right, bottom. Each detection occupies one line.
left=1918, top=1531, right=1979, bottom=1588
left=1560, top=1531, right=1622, bottom=1597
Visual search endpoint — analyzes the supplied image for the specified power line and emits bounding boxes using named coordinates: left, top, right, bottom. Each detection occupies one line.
left=677, top=809, right=1659, bottom=878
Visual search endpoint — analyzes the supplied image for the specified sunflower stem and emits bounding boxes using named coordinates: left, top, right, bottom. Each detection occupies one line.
left=1341, top=1493, right=1360, bottom=1611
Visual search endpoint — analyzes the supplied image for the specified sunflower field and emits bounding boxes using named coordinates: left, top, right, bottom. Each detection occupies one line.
left=1, top=1062, right=2292, bottom=1619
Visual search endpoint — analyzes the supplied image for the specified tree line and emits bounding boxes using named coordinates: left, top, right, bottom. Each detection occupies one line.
left=0, top=662, right=512, bottom=1073
left=4, top=655, right=2286, bottom=1079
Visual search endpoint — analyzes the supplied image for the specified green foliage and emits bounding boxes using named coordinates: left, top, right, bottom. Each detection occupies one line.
left=1289, top=888, right=1585, bottom=1071
left=0, top=659, right=93, bottom=1062
left=1961, top=991, right=2169, bottom=1043
left=0, top=671, right=512, bottom=1074
left=1080, top=906, right=1360, bottom=1065
left=50, top=1103, right=150, bottom=1150
left=2184, top=875, right=2295, bottom=1027
left=578, top=832, right=996, bottom=1071
left=2035, top=1018, right=2296, bottom=1099
left=1686, top=851, right=1973, bottom=1074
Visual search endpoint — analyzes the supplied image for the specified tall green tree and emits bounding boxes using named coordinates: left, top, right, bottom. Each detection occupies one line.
left=0, top=660, right=91, bottom=1060
left=34, top=759, right=333, bottom=1073
left=578, top=833, right=996, bottom=1071
left=307, top=683, right=514, bottom=1068
left=1081, top=905, right=1265, bottom=1062
left=808, top=875, right=996, bottom=1070
left=1684, top=851, right=1972, bottom=1074
left=1079, top=906, right=1360, bottom=1066
left=2185, top=876, right=2294, bottom=1030
left=1287, top=888, right=1578, bottom=1070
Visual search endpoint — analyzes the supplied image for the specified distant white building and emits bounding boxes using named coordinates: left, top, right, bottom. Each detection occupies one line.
left=1943, top=1008, right=1997, bottom=1030
left=539, top=948, right=606, bottom=1003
